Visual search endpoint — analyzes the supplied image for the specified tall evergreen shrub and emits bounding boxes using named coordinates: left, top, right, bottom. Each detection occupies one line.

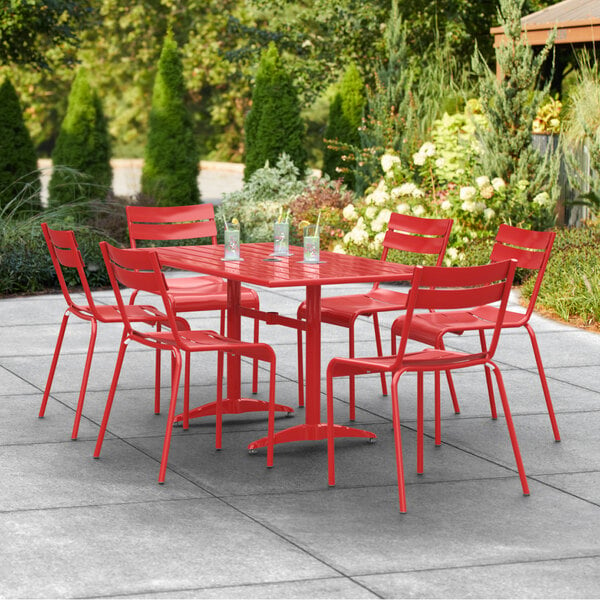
left=244, top=42, right=306, bottom=181
left=49, top=68, right=111, bottom=211
left=322, top=63, right=365, bottom=190
left=141, top=30, right=199, bottom=206
left=0, top=77, right=40, bottom=214
left=472, top=0, right=558, bottom=228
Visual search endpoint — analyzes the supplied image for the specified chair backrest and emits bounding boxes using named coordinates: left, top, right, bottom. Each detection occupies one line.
left=489, top=224, right=555, bottom=319
left=375, top=213, right=453, bottom=290
left=41, top=222, right=100, bottom=316
left=126, top=204, right=218, bottom=248
left=100, top=241, right=180, bottom=338
left=393, top=259, right=517, bottom=367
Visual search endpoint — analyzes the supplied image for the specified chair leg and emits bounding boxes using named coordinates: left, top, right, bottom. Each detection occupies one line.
left=252, top=318, right=260, bottom=394
left=349, top=326, right=356, bottom=421
left=39, top=312, right=70, bottom=418
left=154, top=324, right=162, bottom=415
left=435, top=371, right=441, bottom=446
left=372, top=313, right=388, bottom=396
left=326, top=369, right=336, bottom=486
left=71, top=319, right=98, bottom=440
left=490, top=363, right=530, bottom=495
left=267, top=356, right=276, bottom=468
left=525, top=323, right=561, bottom=441
left=183, top=351, right=190, bottom=431
left=216, top=349, right=223, bottom=450
left=158, top=349, right=182, bottom=484
left=437, top=339, right=460, bottom=415
left=94, top=338, right=128, bottom=458
left=417, top=371, right=424, bottom=474
left=391, top=371, right=407, bottom=513
left=479, top=330, right=497, bottom=420
left=297, top=327, right=305, bottom=408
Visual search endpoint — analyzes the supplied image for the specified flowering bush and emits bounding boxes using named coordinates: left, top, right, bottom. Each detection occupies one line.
left=326, top=102, right=557, bottom=264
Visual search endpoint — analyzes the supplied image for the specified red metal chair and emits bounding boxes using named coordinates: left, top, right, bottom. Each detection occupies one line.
left=391, top=224, right=560, bottom=442
left=126, top=204, right=261, bottom=396
left=326, top=259, right=529, bottom=513
left=39, top=223, right=177, bottom=439
left=297, top=212, right=453, bottom=418
left=95, top=242, right=277, bottom=483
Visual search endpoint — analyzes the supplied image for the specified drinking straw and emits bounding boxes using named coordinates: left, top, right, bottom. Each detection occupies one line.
left=278, top=206, right=283, bottom=223
left=316, top=210, right=321, bottom=233
left=223, top=215, right=228, bottom=230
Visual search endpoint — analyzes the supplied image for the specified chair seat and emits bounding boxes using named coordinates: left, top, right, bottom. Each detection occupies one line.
left=298, top=289, right=408, bottom=327
left=392, top=306, right=529, bottom=346
left=163, top=276, right=260, bottom=312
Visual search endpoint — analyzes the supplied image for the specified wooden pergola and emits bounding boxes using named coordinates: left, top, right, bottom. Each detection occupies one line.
left=491, top=0, right=600, bottom=49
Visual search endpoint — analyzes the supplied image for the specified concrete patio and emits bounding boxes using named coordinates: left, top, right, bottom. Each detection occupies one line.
left=1, top=279, right=599, bottom=598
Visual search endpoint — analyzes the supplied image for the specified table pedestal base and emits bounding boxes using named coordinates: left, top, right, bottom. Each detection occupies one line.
left=248, top=423, right=376, bottom=451
left=174, top=398, right=294, bottom=424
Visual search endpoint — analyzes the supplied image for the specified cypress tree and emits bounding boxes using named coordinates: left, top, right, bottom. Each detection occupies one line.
left=142, top=30, right=200, bottom=206
left=0, top=77, right=41, bottom=214
left=244, top=42, right=306, bottom=181
left=322, top=63, right=365, bottom=189
left=472, top=0, right=558, bottom=228
left=49, top=68, right=112, bottom=210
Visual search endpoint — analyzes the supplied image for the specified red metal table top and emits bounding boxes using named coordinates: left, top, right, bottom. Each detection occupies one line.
left=157, top=242, right=413, bottom=287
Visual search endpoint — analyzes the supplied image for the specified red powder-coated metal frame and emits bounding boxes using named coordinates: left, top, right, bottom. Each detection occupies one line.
left=156, top=243, right=413, bottom=449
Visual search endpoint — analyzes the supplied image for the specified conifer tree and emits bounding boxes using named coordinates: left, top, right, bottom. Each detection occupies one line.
left=472, top=0, right=558, bottom=228
left=0, top=77, right=40, bottom=214
left=244, top=42, right=306, bottom=181
left=49, top=68, right=112, bottom=210
left=322, top=63, right=365, bottom=190
left=142, top=30, right=200, bottom=206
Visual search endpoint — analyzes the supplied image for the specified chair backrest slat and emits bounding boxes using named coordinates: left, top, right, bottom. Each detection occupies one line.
left=126, top=204, right=218, bottom=247
left=41, top=223, right=98, bottom=314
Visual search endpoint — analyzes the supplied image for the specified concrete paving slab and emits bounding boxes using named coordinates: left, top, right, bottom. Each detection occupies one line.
left=225, top=479, right=600, bottom=575
left=0, top=438, right=206, bottom=511
left=355, top=555, right=600, bottom=599
left=0, top=499, right=336, bottom=598
left=536, top=471, right=600, bottom=504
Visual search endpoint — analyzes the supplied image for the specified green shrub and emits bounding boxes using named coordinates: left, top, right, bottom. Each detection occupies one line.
left=141, top=30, right=200, bottom=207
left=322, top=63, right=365, bottom=189
left=0, top=77, right=41, bottom=215
left=521, top=225, right=600, bottom=326
left=49, top=68, right=112, bottom=213
left=244, top=43, right=307, bottom=181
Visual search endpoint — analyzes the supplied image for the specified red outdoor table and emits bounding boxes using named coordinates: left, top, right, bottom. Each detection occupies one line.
left=156, top=242, right=413, bottom=450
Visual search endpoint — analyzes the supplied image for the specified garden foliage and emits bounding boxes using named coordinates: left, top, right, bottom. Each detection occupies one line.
left=142, top=30, right=200, bottom=207
left=322, top=63, right=365, bottom=189
left=48, top=68, right=112, bottom=211
left=244, top=43, right=307, bottom=181
left=0, top=77, right=40, bottom=215
left=471, top=0, right=558, bottom=230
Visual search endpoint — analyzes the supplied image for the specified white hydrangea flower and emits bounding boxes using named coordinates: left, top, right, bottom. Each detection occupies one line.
left=381, top=153, right=401, bottom=174
left=391, top=186, right=403, bottom=199
left=371, top=218, right=385, bottom=232
left=484, top=207, right=496, bottom=220
left=365, top=206, right=377, bottom=219
left=412, top=187, right=425, bottom=198
left=435, top=157, right=445, bottom=169
left=491, top=177, right=506, bottom=190
left=533, top=191, right=550, bottom=206
left=461, top=200, right=475, bottom=212
left=480, top=184, right=494, bottom=199
left=342, top=204, right=358, bottom=220
left=398, top=182, right=417, bottom=196
left=378, top=208, right=392, bottom=223
left=447, top=247, right=459, bottom=259
left=419, top=141, right=436, bottom=157
left=412, top=204, right=425, bottom=216
left=413, top=152, right=426, bottom=166
left=332, top=243, right=346, bottom=254
left=374, top=231, right=386, bottom=245
left=371, top=188, right=389, bottom=205
left=475, top=201, right=487, bottom=213
left=475, top=175, right=490, bottom=188
left=396, top=203, right=410, bottom=214
left=441, top=200, right=452, bottom=211
left=459, top=186, right=477, bottom=202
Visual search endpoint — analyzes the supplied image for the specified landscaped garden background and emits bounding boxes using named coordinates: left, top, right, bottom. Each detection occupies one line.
left=0, top=0, right=599, bottom=329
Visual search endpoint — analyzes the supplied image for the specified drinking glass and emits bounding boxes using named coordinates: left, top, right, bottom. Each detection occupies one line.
left=303, top=225, right=320, bottom=263
left=273, top=221, right=290, bottom=256
left=224, top=223, right=241, bottom=260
